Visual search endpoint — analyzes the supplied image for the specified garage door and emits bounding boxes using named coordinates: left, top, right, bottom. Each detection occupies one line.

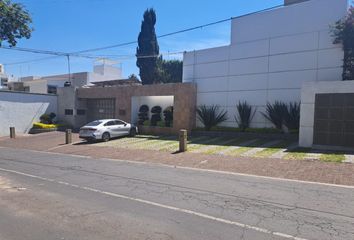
left=87, top=98, right=115, bottom=122
left=313, top=93, right=354, bottom=148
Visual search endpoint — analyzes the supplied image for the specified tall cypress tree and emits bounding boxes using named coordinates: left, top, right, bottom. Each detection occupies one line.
left=136, top=8, right=159, bottom=85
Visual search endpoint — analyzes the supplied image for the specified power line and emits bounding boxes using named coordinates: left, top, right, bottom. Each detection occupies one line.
left=2, top=4, right=284, bottom=66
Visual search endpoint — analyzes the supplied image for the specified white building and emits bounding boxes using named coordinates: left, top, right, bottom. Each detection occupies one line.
left=183, top=0, right=348, bottom=128
left=0, top=64, right=17, bottom=90
left=15, top=61, right=123, bottom=94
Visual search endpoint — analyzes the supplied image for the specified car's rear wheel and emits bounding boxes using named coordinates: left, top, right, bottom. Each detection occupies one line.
left=102, top=132, right=110, bottom=142
left=129, top=128, right=137, bottom=137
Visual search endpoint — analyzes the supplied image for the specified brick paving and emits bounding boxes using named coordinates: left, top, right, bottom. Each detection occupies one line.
left=0, top=132, right=354, bottom=186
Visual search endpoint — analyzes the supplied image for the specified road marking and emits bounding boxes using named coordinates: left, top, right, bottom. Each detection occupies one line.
left=1, top=145, right=354, bottom=189
left=0, top=167, right=308, bottom=240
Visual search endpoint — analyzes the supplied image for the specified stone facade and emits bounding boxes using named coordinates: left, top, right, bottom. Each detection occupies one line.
left=76, top=83, right=197, bottom=134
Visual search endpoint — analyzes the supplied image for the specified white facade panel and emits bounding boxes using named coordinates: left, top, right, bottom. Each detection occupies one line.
left=230, top=40, right=269, bottom=59
left=227, top=90, right=268, bottom=106
left=269, top=51, right=317, bottom=72
left=228, top=74, right=268, bottom=91
left=182, top=65, right=194, bottom=81
left=270, top=32, right=318, bottom=55
left=183, top=52, right=195, bottom=66
left=268, top=70, right=317, bottom=89
left=197, top=92, right=228, bottom=107
left=229, top=57, right=268, bottom=75
left=317, top=67, right=343, bottom=82
left=267, top=89, right=301, bottom=103
left=195, top=46, right=229, bottom=64
left=196, top=77, right=228, bottom=92
left=317, top=48, right=343, bottom=69
left=195, top=62, right=228, bottom=79
left=231, top=0, right=348, bottom=44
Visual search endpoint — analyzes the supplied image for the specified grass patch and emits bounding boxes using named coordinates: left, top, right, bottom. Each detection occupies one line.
left=319, top=153, right=345, bottom=163
left=201, top=137, right=253, bottom=155
left=226, top=139, right=269, bottom=156
left=254, top=140, right=295, bottom=158
left=284, top=148, right=311, bottom=160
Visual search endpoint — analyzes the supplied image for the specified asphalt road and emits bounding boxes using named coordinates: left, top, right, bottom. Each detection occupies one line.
left=0, top=147, right=353, bottom=240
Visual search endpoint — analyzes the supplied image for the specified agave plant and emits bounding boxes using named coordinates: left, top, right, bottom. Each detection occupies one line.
left=197, top=105, right=228, bottom=131
left=235, top=101, right=256, bottom=132
left=284, top=102, right=300, bottom=130
left=262, top=101, right=288, bottom=131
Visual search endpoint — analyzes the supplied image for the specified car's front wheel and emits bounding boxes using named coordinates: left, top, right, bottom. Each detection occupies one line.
left=102, top=132, right=110, bottom=142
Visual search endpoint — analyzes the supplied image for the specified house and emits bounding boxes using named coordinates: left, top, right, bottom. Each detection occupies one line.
left=182, top=0, right=348, bottom=128
left=8, top=61, right=123, bottom=94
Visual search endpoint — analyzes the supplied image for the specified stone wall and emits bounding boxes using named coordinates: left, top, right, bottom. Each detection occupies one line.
left=77, top=83, right=197, bottom=134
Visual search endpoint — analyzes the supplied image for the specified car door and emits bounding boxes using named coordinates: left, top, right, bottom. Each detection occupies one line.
left=104, top=120, right=118, bottom=137
left=115, top=120, right=130, bottom=136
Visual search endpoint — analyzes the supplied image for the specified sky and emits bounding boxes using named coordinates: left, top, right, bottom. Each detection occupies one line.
left=1, top=0, right=284, bottom=79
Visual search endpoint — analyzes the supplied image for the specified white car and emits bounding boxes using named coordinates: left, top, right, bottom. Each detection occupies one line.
left=79, top=119, right=138, bottom=142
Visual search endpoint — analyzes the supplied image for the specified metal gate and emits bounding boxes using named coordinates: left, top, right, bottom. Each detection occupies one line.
left=87, top=98, right=116, bottom=122
left=313, top=93, right=354, bottom=148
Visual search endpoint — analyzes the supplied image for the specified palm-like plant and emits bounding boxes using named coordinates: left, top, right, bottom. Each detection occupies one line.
left=262, top=102, right=288, bottom=131
left=197, top=105, right=228, bottom=131
left=284, top=102, right=300, bottom=130
left=235, top=101, right=256, bottom=132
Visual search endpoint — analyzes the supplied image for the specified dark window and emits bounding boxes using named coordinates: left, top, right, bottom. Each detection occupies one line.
left=115, top=120, right=126, bottom=125
left=104, top=121, right=116, bottom=126
left=47, top=85, right=57, bottom=94
left=77, top=109, right=86, bottom=115
left=65, top=109, right=73, bottom=115
left=86, top=120, right=102, bottom=126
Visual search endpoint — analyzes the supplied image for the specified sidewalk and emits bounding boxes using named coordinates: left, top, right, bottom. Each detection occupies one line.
left=1, top=132, right=354, bottom=186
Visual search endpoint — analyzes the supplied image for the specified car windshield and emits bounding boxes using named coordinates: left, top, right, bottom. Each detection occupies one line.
left=85, top=120, right=102, bottom=127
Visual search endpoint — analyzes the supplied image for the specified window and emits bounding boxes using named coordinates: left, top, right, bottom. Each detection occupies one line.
left=47, top=85, right=57, bottom=94
left=86, top=120, right=102, bottom=126
left=77, top=109, right=86, bottom=115
left=65, top=109, right=73, bottom=115
left=104, top=121, right=116, bottom=126
left=115, top=120, right=126, bottom=125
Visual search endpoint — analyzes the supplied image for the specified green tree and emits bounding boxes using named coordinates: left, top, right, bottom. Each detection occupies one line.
left=0, top=0, right=32, bottom=47
left=156, top=57, right=183, bottom=83
left=332, top=6, right=354, bottom=80
left=136, top=8, right=159, bottom=85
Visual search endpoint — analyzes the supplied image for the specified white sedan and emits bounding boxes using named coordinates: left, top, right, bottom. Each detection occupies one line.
left=79, top=119, right=138, bottom=142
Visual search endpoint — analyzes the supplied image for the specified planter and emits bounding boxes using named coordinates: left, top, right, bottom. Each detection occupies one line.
left=29, top=128, right=58, bottom=134
left=192, top=130, right=299, bottom=141
left=138, top=125, right=175, bottom=136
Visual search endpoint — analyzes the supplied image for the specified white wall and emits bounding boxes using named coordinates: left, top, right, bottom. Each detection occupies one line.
left=131, top=96, right=174, bottom=125
left=183, top=0, right=348, bottom=128
left=299, top=81, right=354, bottom=148
left=0, top=91, right=57, bottom=136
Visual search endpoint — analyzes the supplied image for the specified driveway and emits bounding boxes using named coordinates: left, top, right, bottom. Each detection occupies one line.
left=1, top=132, right=354, bottom=186
left=0, top=147, right=353, bottom=240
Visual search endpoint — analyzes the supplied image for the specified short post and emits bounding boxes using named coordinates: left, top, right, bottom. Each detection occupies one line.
left=65, top=129, right=72, bottom=144
left=179, top=129, right=188, bottom=152
left=9, top=127, right=16, bottom=139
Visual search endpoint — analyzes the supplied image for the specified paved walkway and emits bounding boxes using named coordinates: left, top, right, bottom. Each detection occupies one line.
left=1, top=132, right=354, bottom=186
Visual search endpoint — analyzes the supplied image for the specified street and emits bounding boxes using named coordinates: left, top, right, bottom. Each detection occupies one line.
left=0, top=147, right=353, bottom=240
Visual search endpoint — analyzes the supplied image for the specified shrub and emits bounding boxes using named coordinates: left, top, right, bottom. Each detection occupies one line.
left=150, top=106, right=162, bottom=126
left=163, top=106, right=173, bottom=127
left=235, top=101, right=256, bottom=132
left=39, top=112, right=56, bottom=124
left=262, top=102, right=287, bottom=131
left=33, top=122, right=62, bottom=129
left=138, top=105, right=149, bottom=125
left=284, top=102, right=300, bottom=130
left=197, top=105, right=228, bottom=131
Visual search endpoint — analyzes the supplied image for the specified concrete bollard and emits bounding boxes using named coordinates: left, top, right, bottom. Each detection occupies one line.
left=9, top=127, right=16, bottom=139
left=65, top=129, right=72, bottom=144
left=179, top=129, right=188, bottom=152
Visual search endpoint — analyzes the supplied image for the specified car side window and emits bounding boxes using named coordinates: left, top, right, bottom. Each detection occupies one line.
left=104, top=121, right=116, bottom=126
left=115, top=120, right=126, bottom=125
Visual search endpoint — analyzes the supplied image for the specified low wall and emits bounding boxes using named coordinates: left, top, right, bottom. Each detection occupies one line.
left=138, top=126, right=177, bottom=136
left=0, top=91, right=57, bottom=136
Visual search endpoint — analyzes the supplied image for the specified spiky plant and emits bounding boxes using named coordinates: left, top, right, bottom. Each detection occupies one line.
left=284, top=102, right=301, bottom=130
left=235, top=101, right=256, bottom=132
left=197, top=105, right=228, bottom=131
left=262, top=101, right=288, bottom=131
